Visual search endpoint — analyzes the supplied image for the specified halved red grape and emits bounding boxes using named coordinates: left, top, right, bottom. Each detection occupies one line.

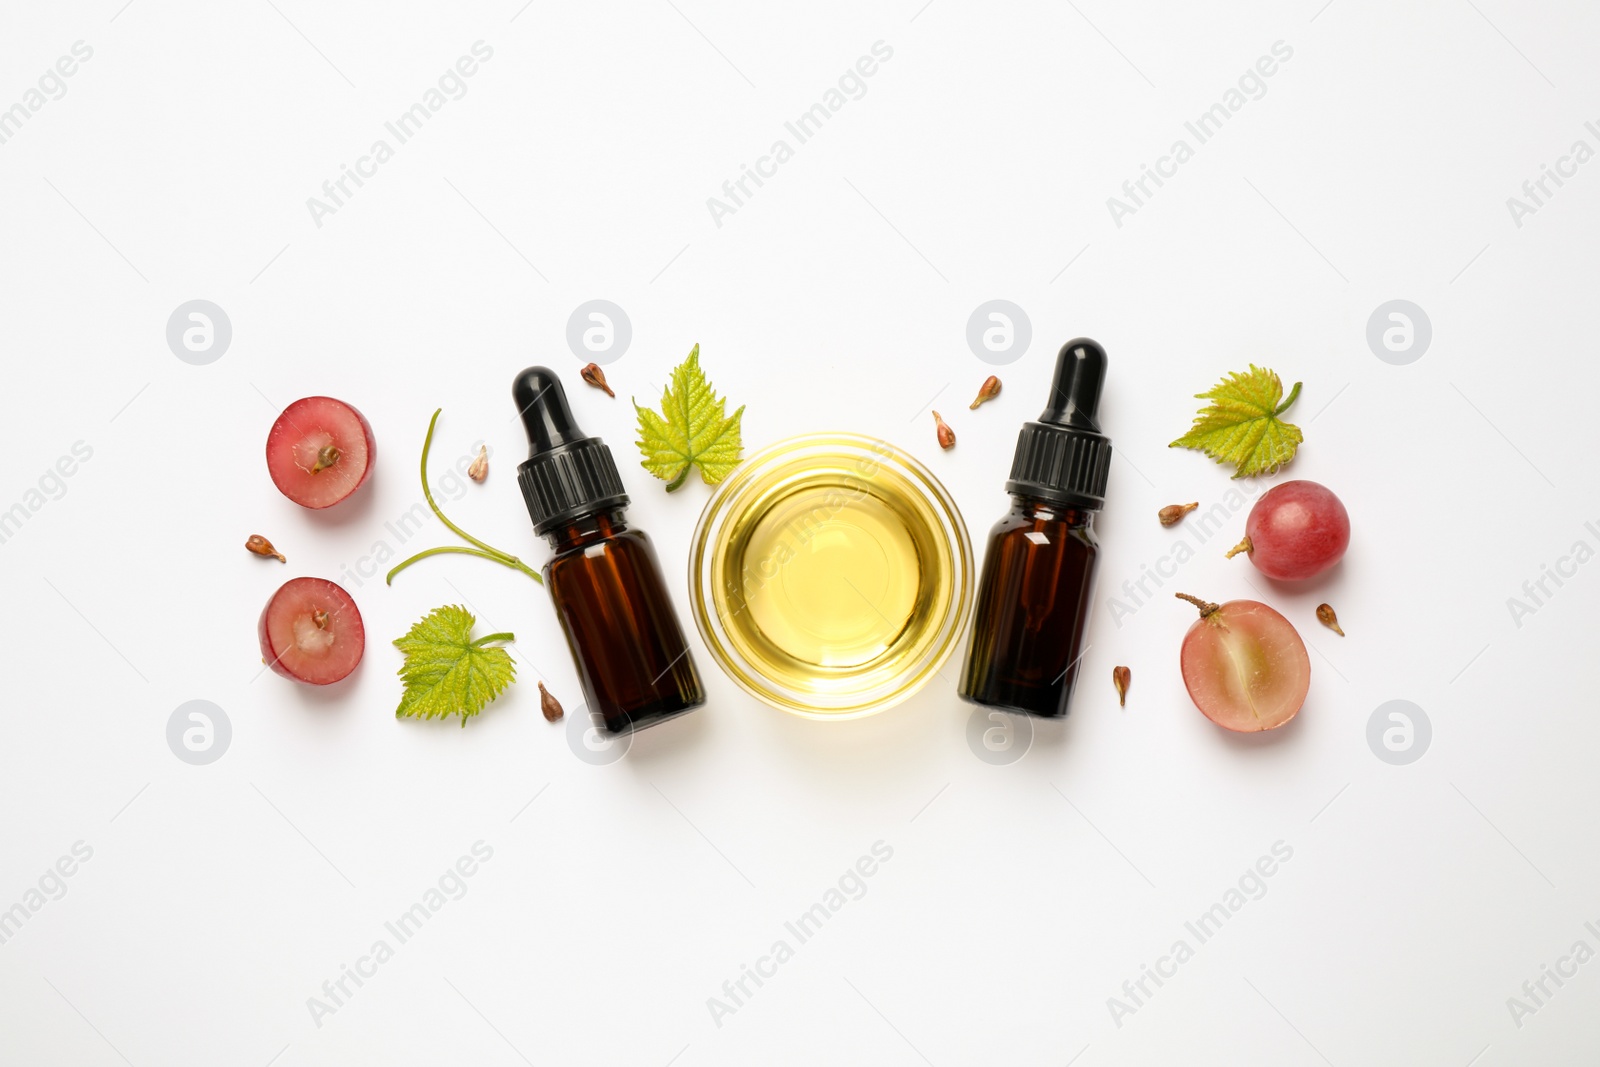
left=266, top=397, right=374, bottom=509
left=1228, top=480, right=1349, bottom=581
left=1176, top=594, right=1309, bottom=732
left=258, top=577, right=365, bottom=685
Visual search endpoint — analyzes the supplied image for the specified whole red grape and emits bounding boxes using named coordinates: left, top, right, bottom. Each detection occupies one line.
left=1229, top=480, right=1349, bottom=581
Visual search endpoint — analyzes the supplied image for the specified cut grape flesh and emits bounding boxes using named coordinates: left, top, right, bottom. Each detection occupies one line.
left=265, top=396, right=375, bottom=509
left=258, top=577, right=365, bottom=685
left=1177, top=594, right=1309, bottom=732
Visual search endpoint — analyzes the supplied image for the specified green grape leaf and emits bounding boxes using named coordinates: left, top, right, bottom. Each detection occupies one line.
left=393, top=605, right=515, bottom=727
left=633, top=344, right=746, bottom=491
left=1169, top=365, right=1304, bottom=478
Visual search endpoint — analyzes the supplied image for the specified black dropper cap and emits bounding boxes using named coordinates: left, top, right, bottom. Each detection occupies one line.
left=1004, top=338, right=1113, bottom=510
left=512, top=367, right=629, bottom=534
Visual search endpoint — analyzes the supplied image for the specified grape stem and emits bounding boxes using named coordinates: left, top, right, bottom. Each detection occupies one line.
left=1175, top=592, right=1220, bottom=617
left=1224, top=536, right=1252, bottom=559
left=386, top=409, right=544, bottom=587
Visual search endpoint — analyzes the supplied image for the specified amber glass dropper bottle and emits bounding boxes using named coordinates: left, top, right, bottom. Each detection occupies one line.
left=513, top=367, right=705, bottom=735
left=958, top=339, right=1112, bottom=718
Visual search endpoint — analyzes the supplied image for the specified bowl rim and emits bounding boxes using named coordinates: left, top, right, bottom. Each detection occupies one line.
left=687, top=432, right=973, bottom=720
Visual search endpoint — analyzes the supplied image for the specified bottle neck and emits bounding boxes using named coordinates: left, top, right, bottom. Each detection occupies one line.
left=543, top=507, right=629, bottom=551
left=1011, top=494, right=1095, bottom=528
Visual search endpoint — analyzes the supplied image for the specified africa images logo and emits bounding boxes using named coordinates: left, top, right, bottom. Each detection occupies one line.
left=1105, top=41, right=1294, bottom=228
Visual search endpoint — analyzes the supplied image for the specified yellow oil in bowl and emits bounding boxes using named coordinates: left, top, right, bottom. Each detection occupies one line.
left=689, top=434, right=971, bottom=718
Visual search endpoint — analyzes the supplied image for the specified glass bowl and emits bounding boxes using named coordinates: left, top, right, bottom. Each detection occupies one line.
left=688, top=433, right=972, bottom=719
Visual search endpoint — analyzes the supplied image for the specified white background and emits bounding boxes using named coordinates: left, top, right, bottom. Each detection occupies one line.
left=2, top=0, right=1597, bottom=1064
